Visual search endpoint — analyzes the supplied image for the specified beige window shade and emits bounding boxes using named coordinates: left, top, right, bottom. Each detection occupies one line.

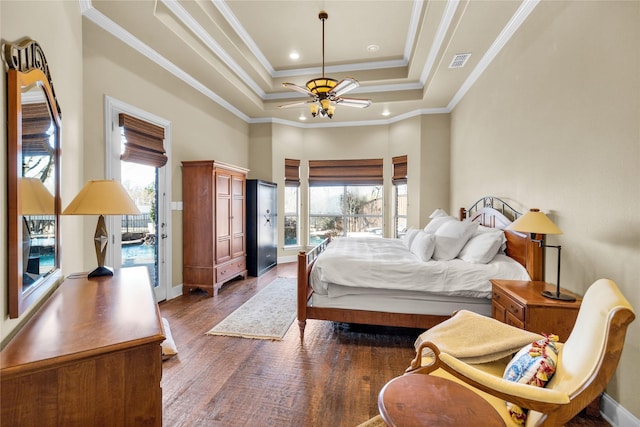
left=392, top=155, right=408, bottom=184
left=308, top=159, right=383, bottom=186
left=284, top=158, right=300, bottom=187
left=119, top=113, right=167, bottom=167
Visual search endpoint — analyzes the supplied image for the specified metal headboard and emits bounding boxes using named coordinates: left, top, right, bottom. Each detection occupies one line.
left=464, top=196, right=522, bottom=222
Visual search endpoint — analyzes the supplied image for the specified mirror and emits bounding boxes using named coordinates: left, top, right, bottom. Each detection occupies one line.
left=4, top=39, right=62, bottom=318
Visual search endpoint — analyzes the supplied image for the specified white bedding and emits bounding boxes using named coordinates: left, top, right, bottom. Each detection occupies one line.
left=310, top=237, right=530, bottom=299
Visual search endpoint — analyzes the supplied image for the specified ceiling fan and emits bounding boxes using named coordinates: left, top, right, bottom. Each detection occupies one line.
left=279, top=11, right=372, bottom=119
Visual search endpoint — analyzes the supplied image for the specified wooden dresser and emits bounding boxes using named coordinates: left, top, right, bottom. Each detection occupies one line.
left=0, top=267, right=164, bottom=426
left=490, top=279, right=582, bottom=342
left=182, top=160, right=248, bottom=296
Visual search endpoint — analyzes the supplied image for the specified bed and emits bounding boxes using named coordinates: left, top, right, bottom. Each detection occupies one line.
left=296, top=197, right=543, bottom=339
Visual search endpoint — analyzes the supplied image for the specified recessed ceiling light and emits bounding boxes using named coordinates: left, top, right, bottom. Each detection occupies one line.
left=289, top=51, right=300, bottom=60
left=382, top=110, right=390, bottom=116
left=366, top=44, right=380, bottom=53
left=298, top=114, right=306, bottom=121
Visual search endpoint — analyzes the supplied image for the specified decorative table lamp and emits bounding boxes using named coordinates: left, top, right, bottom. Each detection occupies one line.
left=63, top=180, right=140, bottom=278
left=21, top=177, right=56, bottom=278
left=507, top=208, right=575, bottom=301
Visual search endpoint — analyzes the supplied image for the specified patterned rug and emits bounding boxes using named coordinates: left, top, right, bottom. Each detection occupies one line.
left=206, top=277, right=296, bottom=340
left=356, top=415, right=386, bottom=427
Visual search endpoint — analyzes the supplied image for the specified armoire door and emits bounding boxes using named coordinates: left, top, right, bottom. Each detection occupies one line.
left=215, top=171, right=232, bottom=264
left=258, top=182, right=277, bottom=273
left=231, top=173, right=246, bottom=259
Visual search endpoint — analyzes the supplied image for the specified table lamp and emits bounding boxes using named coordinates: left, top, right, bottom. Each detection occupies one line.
left=21, top=177, right=56, bottom=278
left=506, top=208, right=575, bottom=301
left=63, top=180, right=140, bottom=278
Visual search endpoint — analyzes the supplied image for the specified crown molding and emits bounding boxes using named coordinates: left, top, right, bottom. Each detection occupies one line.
left=420, top=0, right=459, bottom=86
left=81, top=2, right=250, bottom=122
left=447, top=0, right=540, bottom=110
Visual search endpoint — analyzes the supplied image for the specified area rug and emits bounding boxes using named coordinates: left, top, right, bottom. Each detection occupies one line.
left=356, top=415, right=385, bottom=427
left=206, top=277, right=296, bottom=340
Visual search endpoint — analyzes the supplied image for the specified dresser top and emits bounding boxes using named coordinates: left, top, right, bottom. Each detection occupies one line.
left=1, top=267, right=164, bottom=376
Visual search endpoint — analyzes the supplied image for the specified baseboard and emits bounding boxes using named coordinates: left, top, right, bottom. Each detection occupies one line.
left=278, top=255, right=297, bottom=264
left=167, top=284, right=183, bottom=301
left=601, top=392, right=639, bottom=427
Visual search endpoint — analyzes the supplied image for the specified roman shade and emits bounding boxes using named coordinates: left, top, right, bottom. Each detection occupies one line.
left=308, top=159, right=383, bottom=186
left=392, top=155, right=407, bottom=184
left=119, top=113, right=167, bottom=167
left=284, top=158, right=300, bottom=187
left=22, top=102, right=54, bottom=156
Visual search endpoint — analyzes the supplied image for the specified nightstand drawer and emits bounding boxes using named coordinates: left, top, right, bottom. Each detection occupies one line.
left=493, top=288, right=525, bottom=322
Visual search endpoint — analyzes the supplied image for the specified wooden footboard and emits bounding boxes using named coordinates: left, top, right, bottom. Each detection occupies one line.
left=297, top=238, right=330, bottom=340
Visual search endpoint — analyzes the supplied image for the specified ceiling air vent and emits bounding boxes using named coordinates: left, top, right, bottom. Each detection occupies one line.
left=449, top=53, right=471, bottom=69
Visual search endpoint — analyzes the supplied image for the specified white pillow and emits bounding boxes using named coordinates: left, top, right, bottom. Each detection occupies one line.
left=433, top=220, right=479, bottom=261
left=475, top=225, right=508, bottom=253
left=402, top=228, right=420, bottom=248
left=423, top=215, right=456, bottom=234
left=410, top=231, right=436, bottom=262
left=161, top=317, right=178, bottom=360
left=458, top=231, right=505, bottom=263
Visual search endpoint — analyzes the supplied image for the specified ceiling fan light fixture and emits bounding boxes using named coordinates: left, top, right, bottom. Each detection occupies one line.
left=309, top=103, right=319, bottom=117
left=306, top=77, right=337, bottom=95
left=279, top=11, right=372, bottom=119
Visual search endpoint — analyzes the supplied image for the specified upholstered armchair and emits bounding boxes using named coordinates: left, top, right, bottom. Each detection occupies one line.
left=406, top=279, right=635, bottom=426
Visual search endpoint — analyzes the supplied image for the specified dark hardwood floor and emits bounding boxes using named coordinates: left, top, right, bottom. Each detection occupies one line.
left=159, top=262, right=610, bottom=427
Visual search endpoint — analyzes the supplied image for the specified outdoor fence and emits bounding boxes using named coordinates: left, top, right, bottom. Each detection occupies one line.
left=121, top=213, right=153, bottom=234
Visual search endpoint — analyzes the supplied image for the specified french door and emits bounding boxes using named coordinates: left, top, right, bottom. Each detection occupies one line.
left=104, top=96, right=172, bottom=302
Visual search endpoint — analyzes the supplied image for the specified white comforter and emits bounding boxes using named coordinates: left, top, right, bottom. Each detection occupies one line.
left=310, top=237, right=530, bottom=299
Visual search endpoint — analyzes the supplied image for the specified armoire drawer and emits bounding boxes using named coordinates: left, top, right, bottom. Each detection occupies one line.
left=216, top=257, right=246, bottom=283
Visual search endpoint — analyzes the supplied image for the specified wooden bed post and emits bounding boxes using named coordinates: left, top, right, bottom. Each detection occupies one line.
left=297, top=250, right=308, bottom=340
left=526, top=233, right=545, bottom=281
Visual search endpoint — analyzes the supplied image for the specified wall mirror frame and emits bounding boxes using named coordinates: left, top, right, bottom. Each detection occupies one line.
left=4, top=39, right=62, bottom=318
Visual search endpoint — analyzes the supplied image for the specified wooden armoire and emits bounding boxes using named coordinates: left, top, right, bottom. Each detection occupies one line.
left=182, top=160, right=248, bottom=296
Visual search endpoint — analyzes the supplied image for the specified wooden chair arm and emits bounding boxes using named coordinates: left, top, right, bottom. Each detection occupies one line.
left=406, top=341, right=442, bottom=374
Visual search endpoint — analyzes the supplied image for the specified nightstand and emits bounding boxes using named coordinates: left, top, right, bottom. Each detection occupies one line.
left=490, top=279, right=582, bottom=342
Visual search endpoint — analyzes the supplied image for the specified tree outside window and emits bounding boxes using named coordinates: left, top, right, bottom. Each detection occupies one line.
left=309, top=185, right=383, bottom=244
left=284, top=186, right=299, bottom=246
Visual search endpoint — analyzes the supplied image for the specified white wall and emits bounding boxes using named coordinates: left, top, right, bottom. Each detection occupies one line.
left=450, top=0, right=639, bottom=417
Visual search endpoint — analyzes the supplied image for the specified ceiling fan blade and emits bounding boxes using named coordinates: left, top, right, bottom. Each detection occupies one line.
left=282, top=82, right=315, bottom=97
left=278, top=100, right=312, bottom=109
left=336, top=97, right=372, bottom=108
left=330, top=78, right=359, bottom=97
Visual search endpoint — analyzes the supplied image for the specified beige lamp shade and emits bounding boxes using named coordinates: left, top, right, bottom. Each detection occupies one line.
left=507, top=208, right=562, bottom=235
left=21, top=177, right=55, bottom=215
left=63, top=180, right=140, bottom=215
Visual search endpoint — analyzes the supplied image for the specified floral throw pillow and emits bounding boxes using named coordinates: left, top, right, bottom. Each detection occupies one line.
left=503, top=334, right=559, bottom=424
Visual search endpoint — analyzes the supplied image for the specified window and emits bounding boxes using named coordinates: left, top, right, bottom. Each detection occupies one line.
left=392, top=155, right=408, bottom=238
left=307, top=158, right=384, bottom=244
left=284, top=159, right=300, bottom=247
left=395, top=183, right=408, bottom=238
left=284, top=186, right=299, bottom=246
left=309, top=185, right=383, bottom=244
